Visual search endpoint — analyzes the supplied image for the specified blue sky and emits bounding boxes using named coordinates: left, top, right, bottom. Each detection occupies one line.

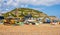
left=0, top=0, right=60, bottom=18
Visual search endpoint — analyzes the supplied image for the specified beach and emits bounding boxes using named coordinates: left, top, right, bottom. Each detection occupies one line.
left=0, top=24, right=60, bottom=35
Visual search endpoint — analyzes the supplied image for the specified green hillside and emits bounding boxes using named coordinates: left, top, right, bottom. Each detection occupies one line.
left=3, top=8, right=48, bottom=18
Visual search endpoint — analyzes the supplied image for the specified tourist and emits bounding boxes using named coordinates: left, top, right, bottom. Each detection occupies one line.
left=10, top=18, right=15, bottom=25
left=4, top=18, right=10, bottom=25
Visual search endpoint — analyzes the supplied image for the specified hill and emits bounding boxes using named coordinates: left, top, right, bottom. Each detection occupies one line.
left=3, top=8, right=48, bottom=18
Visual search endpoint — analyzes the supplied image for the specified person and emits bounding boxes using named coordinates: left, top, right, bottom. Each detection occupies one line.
left=4, top=18, right=10, bottom=25
left=35, top=19, right=39, bottom=25
left=10, top=18, right=15, bottom=25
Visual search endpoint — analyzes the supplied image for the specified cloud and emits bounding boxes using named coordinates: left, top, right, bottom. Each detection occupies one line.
left=0, top=0, right=2, bottom=7
left=0, top=0, right=2, bottom=2
left=14, top=0, right=60, bottom=6
left=0, top=0, right=60, bottom=7
left=0, top=0, right=60, bottom=12
left=0, top=4, right=1, bottom=7
left=20, top=5, right=28, bottom=8
left=6, top=0, right=13, bottom=5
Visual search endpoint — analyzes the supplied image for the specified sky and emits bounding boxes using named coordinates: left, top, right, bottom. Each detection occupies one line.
left=0, top=0, right=60, bottom=18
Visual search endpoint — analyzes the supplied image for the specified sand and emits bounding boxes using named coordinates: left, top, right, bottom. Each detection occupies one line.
left=0, top=24, right=60, bottom=35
